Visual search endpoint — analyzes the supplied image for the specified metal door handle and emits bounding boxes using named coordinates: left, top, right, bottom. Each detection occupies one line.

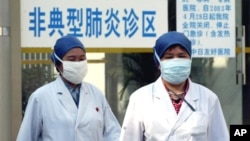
left=242, top=25, right=246, bottom=85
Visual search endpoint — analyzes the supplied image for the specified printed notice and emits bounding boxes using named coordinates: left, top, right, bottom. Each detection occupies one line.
left=177, top=0, right=235, bottom=57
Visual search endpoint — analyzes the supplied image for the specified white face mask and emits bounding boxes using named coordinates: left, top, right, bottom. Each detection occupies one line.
left=154, top=52, right=191, bottom=85
left=160, top=58, right=191, bottom=85
left=54, top=53, right=88, bottom=84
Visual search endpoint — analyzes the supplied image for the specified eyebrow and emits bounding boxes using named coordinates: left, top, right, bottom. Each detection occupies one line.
left=165, top=52, right=188, bottom=55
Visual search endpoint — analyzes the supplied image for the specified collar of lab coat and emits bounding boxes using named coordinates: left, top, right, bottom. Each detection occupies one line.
left=54, top=76, right=90, bottom=121
left=152, top=77, right=199, bottom=102
left=152, top=77, right=199, bottom=132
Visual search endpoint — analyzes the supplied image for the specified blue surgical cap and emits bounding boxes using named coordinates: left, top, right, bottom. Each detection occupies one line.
left=153, top=31, right=192, bottom=65
left=51, top=35, right=85, bottom=65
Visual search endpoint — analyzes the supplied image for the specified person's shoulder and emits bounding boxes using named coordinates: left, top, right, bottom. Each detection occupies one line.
left=36, top=80, right=55, bottom=92
left=190, top=81, right=218, bottom=99
left=81, top=81, right=109, bottom=106
left=82, top=81, right=97, bottom=87
left=82, top=81, right=101, bottom=90
left=26, top=80, right=56, bottom=102
left=82, top=81, right=104, bottom=95
left=129, top=82, right=154, bottom=101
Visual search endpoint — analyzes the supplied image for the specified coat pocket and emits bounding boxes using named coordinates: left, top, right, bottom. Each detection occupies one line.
left=187, top=112, right=208, bottom=141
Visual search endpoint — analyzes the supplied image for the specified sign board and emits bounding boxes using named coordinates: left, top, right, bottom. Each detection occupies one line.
left=177, top=0, right=235, bottom=57
left=21, top=0, right=168, bottom=48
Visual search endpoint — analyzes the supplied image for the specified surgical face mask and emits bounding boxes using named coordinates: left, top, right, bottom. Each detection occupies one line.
left=154, top=52, right=191, bottom=85
left=54, top=53, right=88, bottom=84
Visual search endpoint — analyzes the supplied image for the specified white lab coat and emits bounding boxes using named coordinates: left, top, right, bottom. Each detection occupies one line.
left=16, top=76, right=121, bottom=141
left=119, top=77, right=229, bottom=141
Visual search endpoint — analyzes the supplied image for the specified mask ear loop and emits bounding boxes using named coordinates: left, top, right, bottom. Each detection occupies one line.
left=53, top=52, right=64, bottom=74
left=53, top=52, right=63, bottom=62
left=154, top=49, right=161, bottom=63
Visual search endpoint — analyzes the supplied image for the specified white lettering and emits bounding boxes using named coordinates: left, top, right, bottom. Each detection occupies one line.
left=234, top=129, right=247, bottom=136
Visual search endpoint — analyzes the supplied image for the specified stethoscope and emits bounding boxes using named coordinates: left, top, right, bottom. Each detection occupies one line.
left=167, top=88, right=196, bottom=112
left=151, top=81, right=196, bottom=112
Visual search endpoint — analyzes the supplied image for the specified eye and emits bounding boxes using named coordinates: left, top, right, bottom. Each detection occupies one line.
left=65, top=56, right=81, bottom=62
left=178, top=54, right=189, bottom=58
left=164, top=56, right=174, bottom=59
left=179, top=55, right=187, bottom=58
left=161, top=54, right=173, bottom=59
left=79, top=55, right=86, bottom=61
left=79, top=58, right=85, bottom=61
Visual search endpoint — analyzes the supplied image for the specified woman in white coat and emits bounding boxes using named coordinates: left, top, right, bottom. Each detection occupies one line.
left=16, top=35, right=121, bottom=141
left=119, top=31, right=229, bottom=141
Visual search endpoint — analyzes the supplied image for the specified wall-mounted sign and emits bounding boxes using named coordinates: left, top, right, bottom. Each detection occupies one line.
left=177, top=0, right=235, bottom=57
left=21, top=0, right=168, bottom=48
